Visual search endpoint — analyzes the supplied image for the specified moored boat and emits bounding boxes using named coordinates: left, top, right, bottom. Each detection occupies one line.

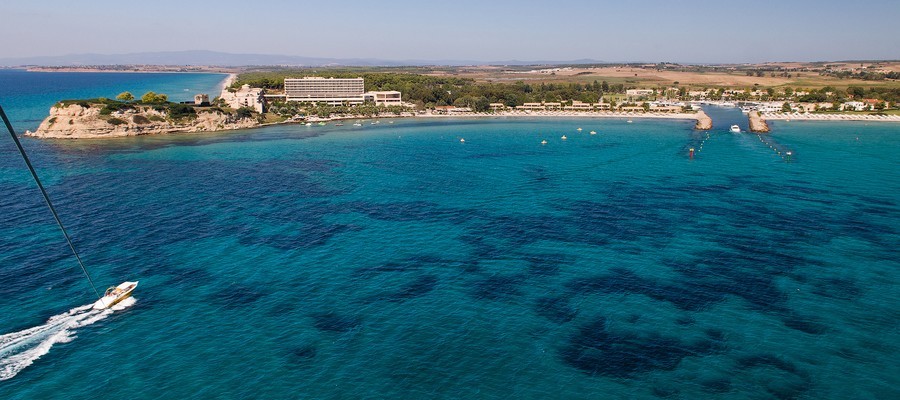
left=730, top=125, right=741, bottom=133
left=93, top=281, right=138, bottom=310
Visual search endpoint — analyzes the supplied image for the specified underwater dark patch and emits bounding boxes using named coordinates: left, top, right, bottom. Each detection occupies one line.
left=534, top=296, right=577, bottom=324
left=287, top=345, right=317, bottom=365
left=700, top=377, right=732, bottom=393
left=212, top=284, right=265, bottom=308
left=375, top=274, right=439, bottom=302
left=472, top=273, right=527, bottom=301
left=809, top=277, right=862, bottom=301
left=560, top=317, right=718, bottom=378
left=522, top=252, right=571, bottom=276
left=783, top=315, right=828, bottom=335
left=311, top=312, right=362, bottom=333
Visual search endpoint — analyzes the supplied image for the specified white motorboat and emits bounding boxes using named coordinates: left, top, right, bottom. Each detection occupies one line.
left=93, top=281, right=138, bottom=310
left=730, top=125, right=741, bottom=133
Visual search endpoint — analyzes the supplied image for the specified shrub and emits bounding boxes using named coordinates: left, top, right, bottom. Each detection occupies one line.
left=48, top=117, right=57, bottom=125
left=148, top=115, right=166, bottom=122
left=168, top=103, right=196, bottom=119
left=235, top=107, right=254, bottom=120
left=132, top=115, right=151, bottom=124
left=107, top=117, right=126, bottom=126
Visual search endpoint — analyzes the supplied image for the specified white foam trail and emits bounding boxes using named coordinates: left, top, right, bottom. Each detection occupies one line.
left=0, top=299, right=136, bottom=381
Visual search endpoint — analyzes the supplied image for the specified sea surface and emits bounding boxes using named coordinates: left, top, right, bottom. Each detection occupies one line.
left=1, top=72, right=898, bottom=399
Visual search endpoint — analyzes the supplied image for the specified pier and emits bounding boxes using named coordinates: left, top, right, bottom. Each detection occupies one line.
left=694, top=110, right=712, bottom=130
left=749, top=111, right=770, bottom=133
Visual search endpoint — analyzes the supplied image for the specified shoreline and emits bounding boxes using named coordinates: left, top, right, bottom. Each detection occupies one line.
left=759, top=112, right=900, bottom=122
left=214, top=73, right=237, bottom=95
left=30, top=107, right=900, bottom=140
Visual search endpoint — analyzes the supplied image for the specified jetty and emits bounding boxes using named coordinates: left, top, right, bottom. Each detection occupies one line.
left=748, top=111, right=770, bottom=133
left=694, top=110, right=712, bottom=130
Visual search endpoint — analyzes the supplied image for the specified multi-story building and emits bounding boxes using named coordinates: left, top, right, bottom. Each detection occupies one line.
left=285, top=77, right=365, bottom=104
left=283, top=77, right=404, bottom=106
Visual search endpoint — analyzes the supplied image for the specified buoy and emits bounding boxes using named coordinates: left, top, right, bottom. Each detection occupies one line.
left=561, top=135, right=567, bottom=140
left=460, top=138, right=465, bottom=143
left=689, top=147, right=694, bottom=158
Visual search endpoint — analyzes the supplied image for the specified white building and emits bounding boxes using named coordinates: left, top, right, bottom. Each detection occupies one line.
left=220, top=84, right=265, bottom=113
left=842, top=101, right=865, bottom=111
left=285, top=77, right=365, bottom=104
left=362, top=91, right=402, bottom=106
left=626, top=89, right=654, bottom=101
left=284, top=77, right=401, bottom=106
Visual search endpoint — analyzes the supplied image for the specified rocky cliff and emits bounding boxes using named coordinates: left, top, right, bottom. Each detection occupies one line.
left=28, top=103, right=260, bottom=139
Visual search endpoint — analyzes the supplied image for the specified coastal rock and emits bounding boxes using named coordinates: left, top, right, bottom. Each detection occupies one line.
left=749, top=111, right=770, bottom=133
left=694, top=110, right=712, bottom=130
left=29, top=103, right=259, bottom=139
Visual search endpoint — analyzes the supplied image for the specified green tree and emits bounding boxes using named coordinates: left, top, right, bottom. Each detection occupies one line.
left=782, top=102, right=792, bottom=113
left=141, top=91, right=168, bottom=103
left=116, top=92, right=134, bottom=102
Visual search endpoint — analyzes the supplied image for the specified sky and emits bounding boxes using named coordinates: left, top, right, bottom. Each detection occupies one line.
left=1, top=0, right=898, bottom=63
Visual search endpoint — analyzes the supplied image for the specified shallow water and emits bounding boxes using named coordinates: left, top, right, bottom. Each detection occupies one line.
left=1, top=85, right=899, bottom=398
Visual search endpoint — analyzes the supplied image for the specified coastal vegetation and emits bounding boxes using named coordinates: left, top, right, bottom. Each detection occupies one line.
left=235, top=65, right=900, bottom=110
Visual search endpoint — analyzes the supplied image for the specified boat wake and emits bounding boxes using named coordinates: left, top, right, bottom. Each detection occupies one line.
left=0, top=297, right=136, bottom=381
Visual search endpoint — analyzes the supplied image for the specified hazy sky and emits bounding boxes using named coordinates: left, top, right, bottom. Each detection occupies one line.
left=2, top=0, right=898, bottom=63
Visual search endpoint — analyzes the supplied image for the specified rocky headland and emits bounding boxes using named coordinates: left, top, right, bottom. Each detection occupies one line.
left=28, top=102, right=260, bottom=139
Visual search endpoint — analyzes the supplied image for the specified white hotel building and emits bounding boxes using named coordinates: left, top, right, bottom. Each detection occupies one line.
left=284, top=77, right=401, bottom=106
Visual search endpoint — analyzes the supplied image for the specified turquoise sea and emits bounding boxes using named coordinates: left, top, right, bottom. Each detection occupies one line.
left=1, top=71, right=898, bottom=399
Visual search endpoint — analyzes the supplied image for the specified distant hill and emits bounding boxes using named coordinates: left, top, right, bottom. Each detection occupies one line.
left=0, top=50, right=605, bottom=67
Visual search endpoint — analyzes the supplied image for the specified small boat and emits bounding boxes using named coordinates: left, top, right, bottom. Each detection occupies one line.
left=388, top=121, right=394, bottom=124
left=335, top=123, right=344, bottom=126
left=730, top=125, right=741, bottom=133
left=541, top=140, right=548, bottom=145
left=561, top=135, right=567, bottom=140
left=577, top=127, right=582, bottom=131
left=352, top=123, right=362, bottom=127
left=93, top=281, right=138, bottom=310
left=305, top=122, right=312, bottom=126
left=626, top=120, right=633, bottom=123
left=590, top=131, right=597, bottom=135
left=460, top=138, right=465, bottom=143
left=318, top=122, right=327, bottom=126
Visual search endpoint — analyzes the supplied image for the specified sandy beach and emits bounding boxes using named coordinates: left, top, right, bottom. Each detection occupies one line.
left=760, top=112, right=900, bottom=122
left=419, top=110, right=701, bottom=121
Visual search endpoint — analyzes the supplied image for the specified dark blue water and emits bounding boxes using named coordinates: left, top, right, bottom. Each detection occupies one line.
left=0, top=73, right=898, bottom=399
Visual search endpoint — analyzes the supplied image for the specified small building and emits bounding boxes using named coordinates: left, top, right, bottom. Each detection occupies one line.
left=626, top=89, right=654, bottom=101
left=841, top=101, right=866, bottom=111
left=194, top=94, right=210, bottom=106
left=564, top=101, right=593, bottom=111
left=363, top=91, right=402, bottom=106
left=516, top=103, right=546, bottom=111
left=489, top=103, right=506, bottom=111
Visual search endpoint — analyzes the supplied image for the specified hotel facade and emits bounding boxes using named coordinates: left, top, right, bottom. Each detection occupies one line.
left=284, top=77, right=401, bottom=106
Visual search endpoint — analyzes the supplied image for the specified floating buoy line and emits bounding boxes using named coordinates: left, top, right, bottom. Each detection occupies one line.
left=688, top=131, right=714, bottom=158
left=756, top=134, right=794, bottom=161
